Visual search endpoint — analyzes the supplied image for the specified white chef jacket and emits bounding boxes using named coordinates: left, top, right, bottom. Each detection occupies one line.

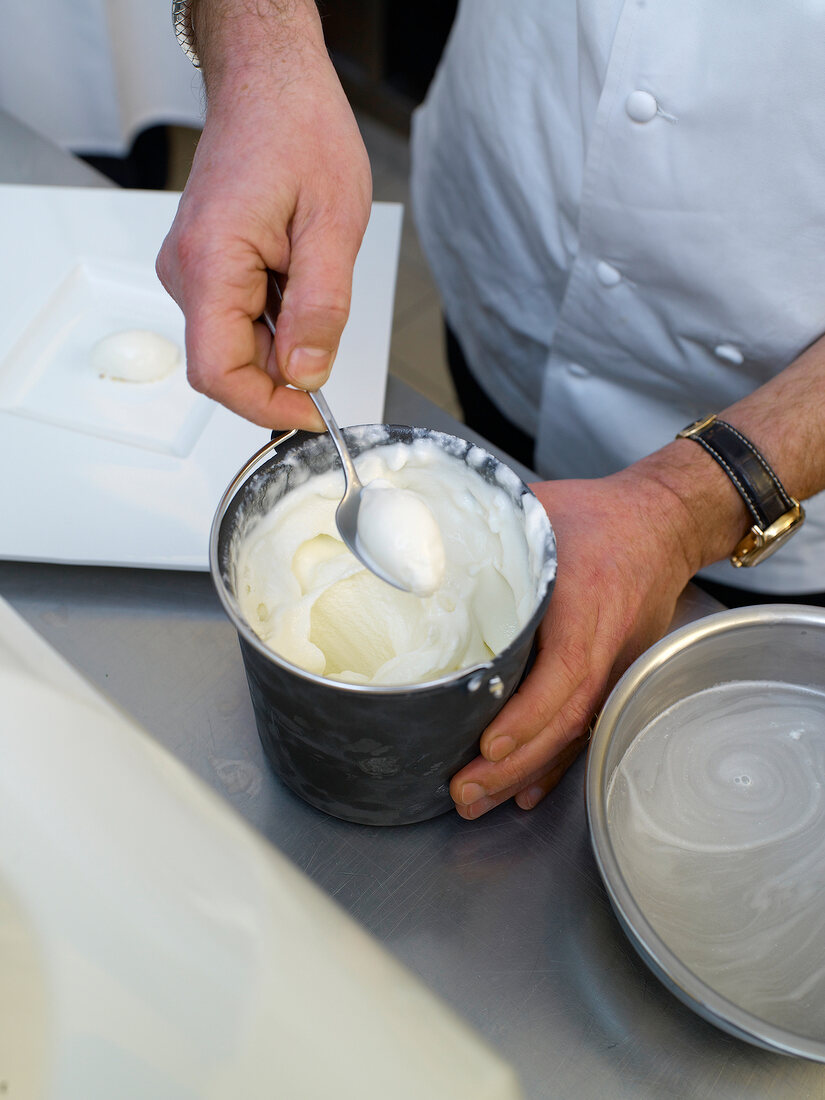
left=0, top=0, right=203, bottom=153
left=411, top=0, right=825, bottom=593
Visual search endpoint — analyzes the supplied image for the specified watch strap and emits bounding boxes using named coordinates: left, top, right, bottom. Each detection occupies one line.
left=677, top=414, right=805, bottom=567
left=679, top=416, right=794, bottom=530
left=172, top=0, right=201, bottom=68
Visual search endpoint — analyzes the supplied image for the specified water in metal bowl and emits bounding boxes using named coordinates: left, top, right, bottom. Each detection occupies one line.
left=586, top=605, right=825, bottom=1061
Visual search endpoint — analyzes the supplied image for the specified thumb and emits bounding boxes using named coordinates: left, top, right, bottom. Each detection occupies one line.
left=275, top=219, right=361, bottom=390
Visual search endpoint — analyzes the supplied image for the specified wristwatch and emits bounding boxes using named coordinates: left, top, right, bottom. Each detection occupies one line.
left=172, top=0, right=201, bottom=68
left=677, top=414, right=805, bottom=567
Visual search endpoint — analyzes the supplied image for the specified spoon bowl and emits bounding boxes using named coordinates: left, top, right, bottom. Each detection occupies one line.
left=308, top=390, right=412, bottom=593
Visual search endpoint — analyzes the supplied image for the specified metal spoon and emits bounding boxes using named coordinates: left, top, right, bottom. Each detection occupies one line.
left=260, top=271, right=411, bottom=593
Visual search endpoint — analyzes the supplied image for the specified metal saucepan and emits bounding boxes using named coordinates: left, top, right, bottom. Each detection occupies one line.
left=210, top=424, right=557, bottom=826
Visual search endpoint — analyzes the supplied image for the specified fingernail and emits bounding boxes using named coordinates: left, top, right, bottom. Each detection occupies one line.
left=459, top=796, right=497, bottom=820
left=517, top=786, right=545, bottom=810
left=459, top=782, right=486, bottom=805
left=488, top=735, right=515, bottom=762
left=287, top=346, right=331, bottom=386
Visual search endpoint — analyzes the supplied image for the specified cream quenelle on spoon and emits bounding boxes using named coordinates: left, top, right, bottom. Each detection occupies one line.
left=261, top=272, right=446, bottom=597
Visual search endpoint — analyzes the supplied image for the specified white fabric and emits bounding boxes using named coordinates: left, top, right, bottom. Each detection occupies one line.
left=411, top=0, right=825, bottom=593
left=0, top=0, right=203, bottom=153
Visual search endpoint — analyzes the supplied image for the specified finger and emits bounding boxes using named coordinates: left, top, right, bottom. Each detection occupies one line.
left=513, top=733, right=591, bottom=810
left=189, top=306, right=324, bottom=431
left=453, top=733, right=591, bottom=820
left=451, top=696, right=592, bottom=812
left=251, top=318, right=292, bottom=388
left=200, top=359, right=325, bottom=430
left=479, top=614, right=594, bottom=764
left=274, top=210, right=363, bottom=390
left=249, top=320, right=327, bottom=430
left=165, top=236, right=324, bottom=431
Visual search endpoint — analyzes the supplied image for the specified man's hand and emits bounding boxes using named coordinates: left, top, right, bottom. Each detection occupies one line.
left=450, top=460, right=728, bottom=819
left=157, top=1, right=372, bottom=430
left=450, top=325, right=825, bottom=820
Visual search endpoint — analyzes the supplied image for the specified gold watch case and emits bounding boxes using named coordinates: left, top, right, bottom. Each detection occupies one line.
left=731, top=503, right=806, bottom=567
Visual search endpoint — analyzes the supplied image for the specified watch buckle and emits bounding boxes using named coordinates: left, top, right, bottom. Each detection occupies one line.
left=731, top=502, right=806, bottom=567
left=677, top=413, right=717, bottom=440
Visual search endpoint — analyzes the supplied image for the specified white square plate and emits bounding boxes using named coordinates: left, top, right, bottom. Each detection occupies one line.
left=0, top=185, right=401, bottom=569
left=0, top=259, right=208, bottom=456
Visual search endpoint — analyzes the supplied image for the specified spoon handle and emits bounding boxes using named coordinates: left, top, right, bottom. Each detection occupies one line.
left=261, top=270, right=285, bottom=337
left=308, top=389, right=362, bottom=490
left=261, top=271, right=362, bottom=492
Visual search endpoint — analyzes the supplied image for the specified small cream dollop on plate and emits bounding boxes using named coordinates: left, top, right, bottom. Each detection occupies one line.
left=92, top=330, right=181, bottom=383
left=356, top=478, right=447, bottom=597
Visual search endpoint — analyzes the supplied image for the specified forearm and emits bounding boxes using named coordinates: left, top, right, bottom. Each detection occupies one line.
left=720, top=336, right=825, bottom=503
left=629, top=334, right=825, bottom=578
left=188, top=0, right=326, bottom=98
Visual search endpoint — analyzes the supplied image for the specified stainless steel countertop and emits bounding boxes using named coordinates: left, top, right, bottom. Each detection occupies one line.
left=2, top=106, right=824, bottom=1097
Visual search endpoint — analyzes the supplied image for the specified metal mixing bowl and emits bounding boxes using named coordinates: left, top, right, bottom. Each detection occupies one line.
left=586, top=604, right=825, bottom=1060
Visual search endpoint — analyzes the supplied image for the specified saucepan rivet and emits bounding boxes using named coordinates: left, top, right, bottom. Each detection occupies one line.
left=488, top=676, right=504, bottom=698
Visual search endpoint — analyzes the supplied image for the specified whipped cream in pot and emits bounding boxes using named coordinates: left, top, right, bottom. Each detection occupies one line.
left=233, top=435, right=551, bottom=687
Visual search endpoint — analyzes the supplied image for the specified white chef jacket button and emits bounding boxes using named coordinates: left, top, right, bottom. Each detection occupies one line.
left=596, top=260, right=622, bottom=287
left=714, top=343, right=745, bottom=365
left=568, top=363, right=590, bottom=378
left=626, top=90, right=658, bottom=123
